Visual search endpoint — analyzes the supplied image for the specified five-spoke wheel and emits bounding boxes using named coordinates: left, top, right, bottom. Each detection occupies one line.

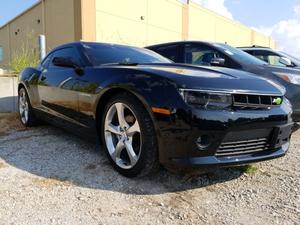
left=18, top=88, right=37, bottom=127
left=19, top=88, right=30, bottom=125
left=101, top=93, right=159, bottom=177
left=104, top=102, right=141, bottom=169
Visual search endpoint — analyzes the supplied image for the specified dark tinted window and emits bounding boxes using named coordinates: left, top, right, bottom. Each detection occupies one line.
left=83, top=43, right=171, bottom=66
left=39, top=53, right=53, bottom=70
left=151, top=45, right=180, bottom=62
left=251, top=50, right=285, bottom=66
left=49, top=47, right=82, bottom=68
left=213, top=43, right=266, bottom=66
left=184, top=44, right=238, bottom=68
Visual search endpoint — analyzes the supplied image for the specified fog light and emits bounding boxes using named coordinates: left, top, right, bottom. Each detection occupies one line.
left=196, top=135, right=210, bottom=150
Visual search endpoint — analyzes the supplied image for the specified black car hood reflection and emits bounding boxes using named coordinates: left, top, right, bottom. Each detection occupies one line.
left=114, top=63, right=285, bottom=95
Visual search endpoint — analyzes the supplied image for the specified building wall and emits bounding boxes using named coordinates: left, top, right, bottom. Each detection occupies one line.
left=95, top=0, right=276, bottom=48
left=0, top=0, right=276, bottom=69
left=44, top=0, right=76, bottom=50
left=0, top=25, right=11, bottom=67
left=95, top=0, right=183, bottom=46
left=0, top=0, right=79, bottom=69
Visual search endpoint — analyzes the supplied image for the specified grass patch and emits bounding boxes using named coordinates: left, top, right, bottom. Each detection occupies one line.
left=237, top=165, right=259, bottom=175
left=0, top=113, right=25, bottom=135
left=0, top=162, right=7, bottom=169
left=32, top=177, right=73, bottom=188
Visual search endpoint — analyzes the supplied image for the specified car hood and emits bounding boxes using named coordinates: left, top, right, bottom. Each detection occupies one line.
left=246, top=63, right=300, bottom=75
left=134, top=63, right=285, bottom=95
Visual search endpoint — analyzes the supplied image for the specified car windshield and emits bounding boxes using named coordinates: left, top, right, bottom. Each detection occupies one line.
left=213, top=43, right=267, bottom=66
left=83, top=43, right=171, bottom=66
left=279, top=51, right=300, bottom=65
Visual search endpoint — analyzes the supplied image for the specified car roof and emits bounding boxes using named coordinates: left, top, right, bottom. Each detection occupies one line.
left=238, top=46, right=272, bottom=51
left=49, top=41, right=143, bottom=53
left=146, top=40, right=217, bottom=49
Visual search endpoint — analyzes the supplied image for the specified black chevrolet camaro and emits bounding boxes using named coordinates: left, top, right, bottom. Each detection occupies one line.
left=18, top=42, right=294, bottom=177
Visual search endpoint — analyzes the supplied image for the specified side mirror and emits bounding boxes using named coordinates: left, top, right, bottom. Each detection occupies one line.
left=210, top=58, right=225, bottom=67
left=52, top=57, right=77, bottom=68
left=279, top=57, right=292, bottom=67
left=52, top=57, right=84, bottom=75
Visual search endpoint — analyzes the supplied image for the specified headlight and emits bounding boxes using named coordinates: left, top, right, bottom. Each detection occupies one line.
left=274, top=72, right=300, bottom=85
left=179, top=89, right=232, bottom=109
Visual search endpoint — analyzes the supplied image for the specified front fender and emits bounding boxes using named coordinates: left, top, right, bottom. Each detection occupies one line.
left=18, top=67, right=41, bottom=107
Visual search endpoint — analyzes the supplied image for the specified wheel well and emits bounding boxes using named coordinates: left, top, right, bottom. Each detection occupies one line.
left=18, top=83, right=25, bottom=93
left=95, top=88, right=154, bottom=143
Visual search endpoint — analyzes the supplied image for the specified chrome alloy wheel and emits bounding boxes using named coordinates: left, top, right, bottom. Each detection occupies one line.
left=104, top=102, right=142, bottom=169
left=19, top=89, right=29, bottom=124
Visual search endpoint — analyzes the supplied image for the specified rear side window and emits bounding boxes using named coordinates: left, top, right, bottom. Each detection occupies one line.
left=151, top=45, right=181, bottom=62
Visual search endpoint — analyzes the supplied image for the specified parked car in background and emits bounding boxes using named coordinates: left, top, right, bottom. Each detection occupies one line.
left=147, top=41, right=300, bottom=122
left=239, top=46, right=300, bottom=69
left=18, top=42, right=294, bottom=177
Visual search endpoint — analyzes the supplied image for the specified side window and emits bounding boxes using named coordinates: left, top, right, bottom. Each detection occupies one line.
left=184, top=44, right=238, bottom=68
left=267, top=55, right=284, bottom=66
left=39, top=53, right=53, bottom=70
left=49, top=47, right=82, bottom=68
left=153, top=45, right=180, bottom=62
left=253, top=51, right=285, bottom=66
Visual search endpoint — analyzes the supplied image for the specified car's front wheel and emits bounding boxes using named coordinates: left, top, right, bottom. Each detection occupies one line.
left=18, top=88, right=37, bottom=127
left=101, top=93, right=159, bottom=177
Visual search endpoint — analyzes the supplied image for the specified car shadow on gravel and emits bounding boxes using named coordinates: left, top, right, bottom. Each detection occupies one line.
left=0, top=125, right=243, bottom=195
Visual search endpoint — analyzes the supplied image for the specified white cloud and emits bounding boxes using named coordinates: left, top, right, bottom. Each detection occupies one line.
left=191, top=0, right=233, bottom=19
left=293, top=4, right=300, bottom=17
left=256, top=4, right=300, bottom=57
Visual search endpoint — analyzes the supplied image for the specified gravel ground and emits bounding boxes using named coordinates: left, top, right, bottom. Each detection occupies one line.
left=0, top=113, right=299, bottom=225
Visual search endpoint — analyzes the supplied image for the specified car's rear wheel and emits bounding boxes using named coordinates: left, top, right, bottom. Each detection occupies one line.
left=18, top=88, right=37, bottom=127
left=101, top=93, right=159, bottom=177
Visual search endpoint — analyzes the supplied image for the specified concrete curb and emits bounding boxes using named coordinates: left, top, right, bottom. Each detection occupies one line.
left=0, top=77, right=18, bottom=112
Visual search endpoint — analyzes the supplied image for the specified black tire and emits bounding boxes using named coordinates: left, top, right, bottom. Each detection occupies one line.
left=101, top=92, right=159, bottom=177
left=18, top=88, right=38, bottom=127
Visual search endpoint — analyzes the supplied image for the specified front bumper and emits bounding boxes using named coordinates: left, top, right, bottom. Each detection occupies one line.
left=171, top=143, right=289, bottom=167
left=156, top=104, right=294, bottom=168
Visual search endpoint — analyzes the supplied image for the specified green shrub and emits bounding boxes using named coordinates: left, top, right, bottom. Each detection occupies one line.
left=9, top=32, right=40, bottom=74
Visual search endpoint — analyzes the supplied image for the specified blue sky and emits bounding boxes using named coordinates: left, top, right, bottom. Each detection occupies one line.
left=1, top=0, right=300, bottom=56
left=225, top=0, right=299, bottom=27
left=0, top=0, right=39, bottom=27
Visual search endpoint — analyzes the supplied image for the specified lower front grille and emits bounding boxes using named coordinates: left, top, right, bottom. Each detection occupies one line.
left=216, top=137, right=270, bottom=157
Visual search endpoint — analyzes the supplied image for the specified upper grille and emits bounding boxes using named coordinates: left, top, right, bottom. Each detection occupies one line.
left=216, top=137, right=270, bottom=157
left=233, top=94, right=282, bottom=109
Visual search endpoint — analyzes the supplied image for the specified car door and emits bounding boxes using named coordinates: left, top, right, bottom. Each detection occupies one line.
left=183, top=43, right=239, bottom=69
left=37, top=47, right=83, bottom=123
